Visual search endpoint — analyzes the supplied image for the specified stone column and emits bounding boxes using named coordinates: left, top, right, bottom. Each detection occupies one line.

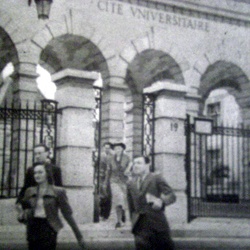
left=144, top=80, right=188, bottom=226
left=102, top=83, right=126, bottom=143
left=52, top=69, right=99, bottom=224
left=12, top=63, right=39, bottom=102
left=185, top=93, right=201, bottom=117
left=124, top=92, right=143, bottom=158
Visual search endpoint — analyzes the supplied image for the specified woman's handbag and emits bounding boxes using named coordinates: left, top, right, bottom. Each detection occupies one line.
left=17, top=209, right=31, bottom=224
left=17, top=200, right=33, bottom=224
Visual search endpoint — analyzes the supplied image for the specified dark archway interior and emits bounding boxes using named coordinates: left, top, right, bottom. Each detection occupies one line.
left=199, top=61, right=246, bottom=99
left=125, top=49, right=184, bottom=94
left=40, top=34, right=110, bottom=86
left=0, top=27, right=18, bottom=74
left=199, top=60, right=249, bottom=122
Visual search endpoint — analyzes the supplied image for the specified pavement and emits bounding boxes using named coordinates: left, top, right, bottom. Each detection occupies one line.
left=1, top=219, right=250, bottom=250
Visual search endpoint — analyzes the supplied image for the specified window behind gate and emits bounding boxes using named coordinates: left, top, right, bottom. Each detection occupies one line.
left=207, top=102, right=221, bottom=126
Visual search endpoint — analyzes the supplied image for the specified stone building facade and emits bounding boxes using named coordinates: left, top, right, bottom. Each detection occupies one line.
left=0, top=0, right=250, bottom=233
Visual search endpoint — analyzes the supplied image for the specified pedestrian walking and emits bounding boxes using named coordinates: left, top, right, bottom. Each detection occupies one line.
left=16, top=143, right=62, bottom=204
left=18, top=163, right=84, bottom=250
left=109, top=142, right=131, bottom=228
left=99, top=142, right=113, bottom=221
left=127, top=155, right=176, bottom=250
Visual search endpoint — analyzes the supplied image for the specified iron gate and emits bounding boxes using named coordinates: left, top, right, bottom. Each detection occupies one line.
left=142, top=93, right=155, bottom=171
left=186, top=115, right=250, bottom=222
left=0, top=99, right=58, bottom=198
left=93, top=86, right=102, bottom=222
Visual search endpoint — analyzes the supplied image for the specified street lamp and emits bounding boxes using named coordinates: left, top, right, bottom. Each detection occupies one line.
left=28, top=0, right=53, bottom=20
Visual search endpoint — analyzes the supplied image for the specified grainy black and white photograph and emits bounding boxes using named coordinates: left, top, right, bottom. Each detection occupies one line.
left=0, top=0, right=250, bottom=249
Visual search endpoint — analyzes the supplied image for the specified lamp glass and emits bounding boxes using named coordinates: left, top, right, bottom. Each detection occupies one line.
left=35, top=0, right=52, bottom=19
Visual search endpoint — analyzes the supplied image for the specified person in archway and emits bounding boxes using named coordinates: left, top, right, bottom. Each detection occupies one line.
left=99, top=142, right=114, bottom=221
left=108, top=142, right=131, bottom=228
left=19, top=163, right=84, bottom=250
left=127, top=155, right=176, bottom=250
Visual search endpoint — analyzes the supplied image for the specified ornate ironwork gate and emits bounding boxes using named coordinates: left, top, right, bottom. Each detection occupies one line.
left=142, top=94, right=155, bottom=171
left=93, top=86, right=102, bottom=222
left=0, top=99, right=58, bottom=198
left=186, top=115, right=250, bottom=222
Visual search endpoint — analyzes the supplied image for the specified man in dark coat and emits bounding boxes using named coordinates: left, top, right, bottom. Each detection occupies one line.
left=127, top=155, right=176, bottom=250
left=99, top=142, right=113, bottom=220
left=16, top=143, right=62, bottom=204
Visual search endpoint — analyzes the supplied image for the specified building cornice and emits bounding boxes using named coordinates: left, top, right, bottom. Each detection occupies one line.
left=117, top=0, right=250, bottom=27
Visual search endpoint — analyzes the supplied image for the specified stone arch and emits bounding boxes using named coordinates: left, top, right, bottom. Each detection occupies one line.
left=119, top=29, right=189, bottom=156
left=0, top=9, right=115, bottom=101
left=39, top=34, right=110, bottom=81
left=30, top=9, right=115, bottom=87
left=0, top=27, right=18, bottom=74
left=199, top=60, right=250, bottom=124
left=0, top=10, right=42, bottom=80
left=119, top=28, right=190, bottom=86
left=0, top=14, right=20, bottom=102
left=31, top=10, right=117, bottom=157
left=126, top=49, right=185, bottom=93
left=0, top=11, right=20, bottom=74
left=191, top=32, right=250, bottom=97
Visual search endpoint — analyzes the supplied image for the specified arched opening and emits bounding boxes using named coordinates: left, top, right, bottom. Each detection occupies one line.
left=0, top=27, right=19, bottom=103
left=1, top=63, right=57, bottom=101
left=204, top=88, right=242, bottom=127
left=36, top=65, right=57, bottom=99
left=199, top=60, right=249, bottom=125
left=187, top=61, right=250, bottom=220
left=199, top=61, right=249, bottom=190
left=203, top=88, right=243, bottom=197
left=38, top=34, right=110, bottom=223
left=39, top=33, right=109, bottom=143
left=0, top=63, right=14, bottom=104
left=124, top=49, right=184, bottom=158
left=0, top=28, right=18, bottom=74
left=39, top=34, right=110, bottom=82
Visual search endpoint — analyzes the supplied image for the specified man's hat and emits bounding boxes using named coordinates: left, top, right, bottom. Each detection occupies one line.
left=113, top=142, right=126, bottom=150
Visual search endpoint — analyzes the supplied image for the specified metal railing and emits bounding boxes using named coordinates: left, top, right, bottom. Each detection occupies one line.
left=92, top=86, right=102, bottom=222
left=142, top=94, right=155, bottom=172
left=0, top=99, right=58, bottom=198
left=186, top=115, right=250, bottom=221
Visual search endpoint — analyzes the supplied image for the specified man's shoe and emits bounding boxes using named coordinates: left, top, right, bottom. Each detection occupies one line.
left=115, top=222, right=122, bottom=228
left=121, top=209, right=126, bottom=223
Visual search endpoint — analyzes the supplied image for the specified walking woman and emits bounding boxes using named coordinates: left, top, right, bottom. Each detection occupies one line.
left=108, top=142, right=131, bottom=228
left=18, top=163, right=85, bottom=250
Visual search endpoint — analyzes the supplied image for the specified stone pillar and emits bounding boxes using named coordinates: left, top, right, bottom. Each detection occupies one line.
left=52, top=69, right=99, bottom=224
left=102, top=83, right=126, bottom=143
left=185, top=93, right=201, bottom=117
left=12, top=62, right=39, bottom=102
left=124, top=92, right=143, bottom=158
left=144, top=81, right=188, bottom=226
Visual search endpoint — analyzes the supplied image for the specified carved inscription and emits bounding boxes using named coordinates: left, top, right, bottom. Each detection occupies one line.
left=97, top=0, right=210, bottom=32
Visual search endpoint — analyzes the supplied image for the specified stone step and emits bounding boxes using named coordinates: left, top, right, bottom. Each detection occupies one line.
left=1, top=237, right=250, bottom=250
left=1, top=220, right=250, bottom=250
left=1, top=222, right=250, bottom=240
